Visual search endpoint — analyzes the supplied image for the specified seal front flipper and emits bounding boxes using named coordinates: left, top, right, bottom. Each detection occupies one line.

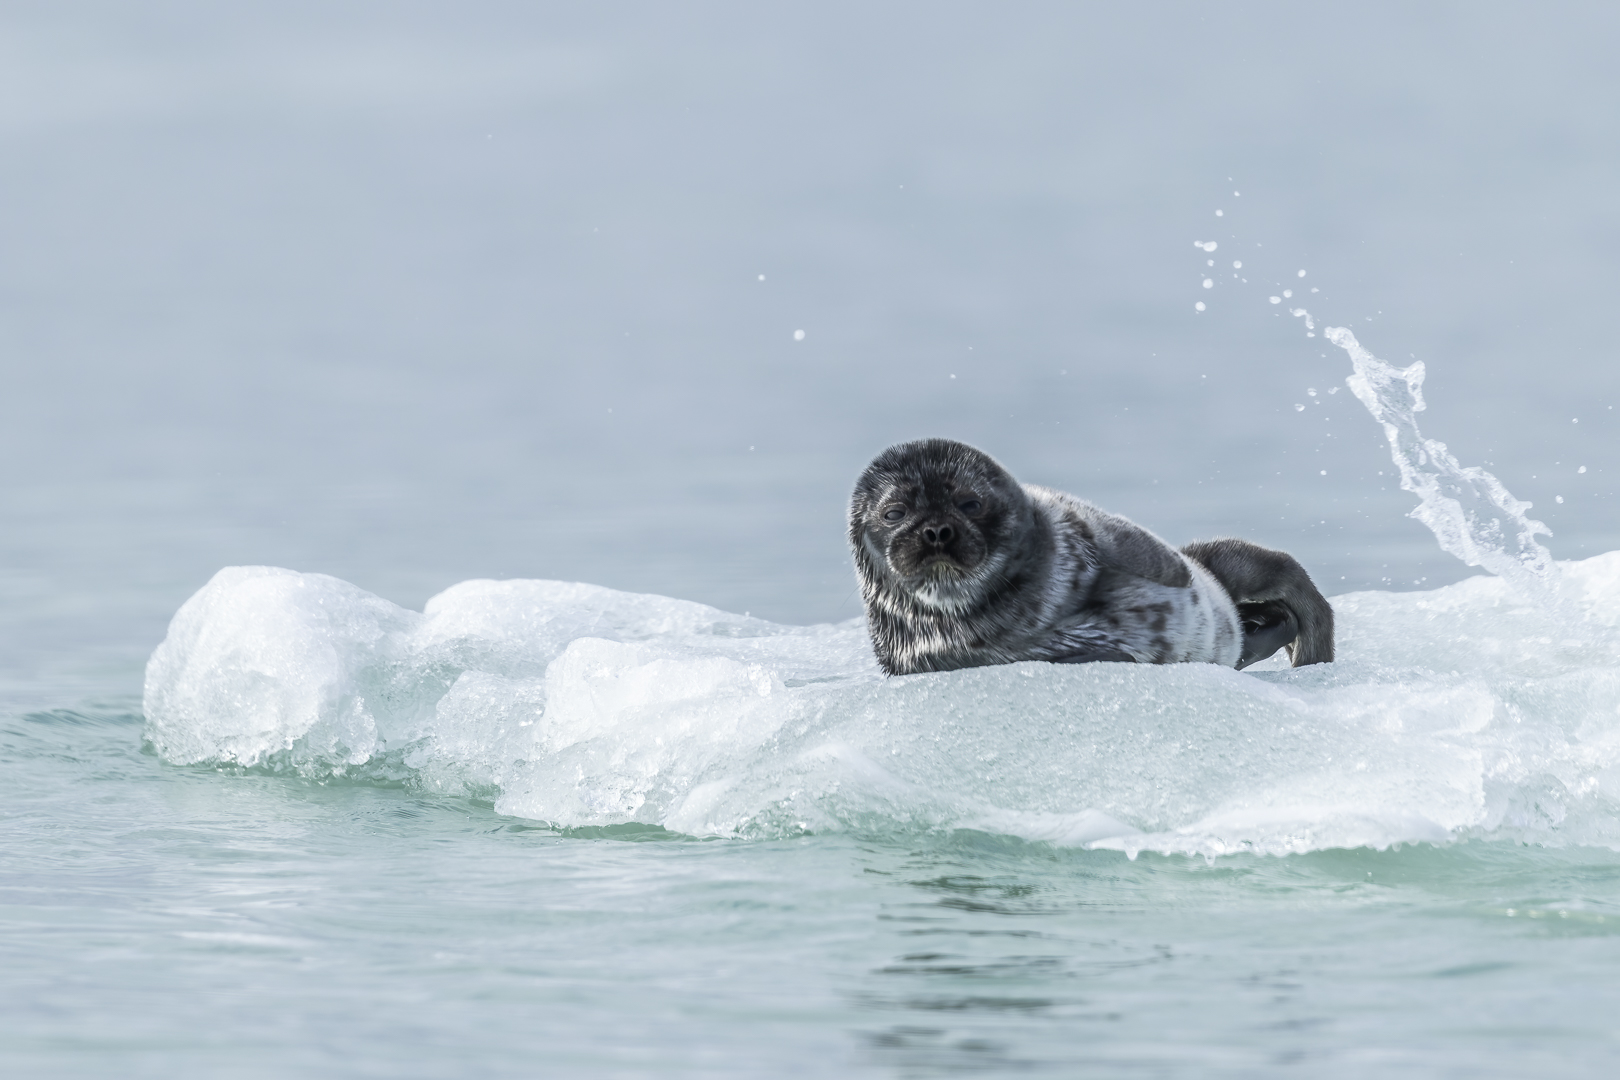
left=1235, top=600, right=1298, bottom=669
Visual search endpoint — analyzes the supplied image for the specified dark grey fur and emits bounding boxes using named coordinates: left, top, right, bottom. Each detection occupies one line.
left=849, top=438, right=1334, bottom=675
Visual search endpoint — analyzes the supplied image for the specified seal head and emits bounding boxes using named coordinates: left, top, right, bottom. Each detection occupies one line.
left=850, top=438, right=1032, bottom=614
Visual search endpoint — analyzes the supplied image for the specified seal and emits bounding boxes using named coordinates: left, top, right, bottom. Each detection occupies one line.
left=849, top=438, right=1334, bottom=675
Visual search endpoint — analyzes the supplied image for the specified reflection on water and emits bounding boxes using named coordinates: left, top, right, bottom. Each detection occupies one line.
left=841, top=834, right=1620, bottom=1074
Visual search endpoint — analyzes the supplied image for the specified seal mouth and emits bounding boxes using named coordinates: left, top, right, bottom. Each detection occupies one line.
left=917, top=553, right=969, bottom=579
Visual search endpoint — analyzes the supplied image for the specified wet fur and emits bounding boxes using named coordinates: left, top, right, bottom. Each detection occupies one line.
left=849, top=439, right=1334, bottom=675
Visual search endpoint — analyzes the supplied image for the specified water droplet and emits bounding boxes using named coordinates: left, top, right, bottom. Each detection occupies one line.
left=793, top=329, right=805, bottom=341
left=1298, top=269, right=1307, bottom=277
left=1557, top=495, right=1565, bottom=503
left=1579, top=466, right=1588, bottom=473
left=1202, top=279, right=1213, bottom=289
left=1283, top=289, right=1293, bottom=298
left=1232, top=260, right=1242, bottom=269
left=757, top=274, right=765, bottom=281
left=1195, top=301, right=1206, bottom=312
left=1270, top=296, right=1282, bottom=304
left=1295, top=404, right=1306, bottom=411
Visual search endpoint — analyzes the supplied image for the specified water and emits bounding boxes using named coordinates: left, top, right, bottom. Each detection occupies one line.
left=9, top=2, right=1620, bottom=1076
left=13, top=711, right=1620, bottom=1077
left=1329, top=327, right=1558, bottom=593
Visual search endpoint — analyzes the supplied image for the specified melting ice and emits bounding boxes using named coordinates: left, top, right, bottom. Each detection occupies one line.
left=142, top=558, right=1620, bottom=858
left=143, top=329, right=1620, bottom=858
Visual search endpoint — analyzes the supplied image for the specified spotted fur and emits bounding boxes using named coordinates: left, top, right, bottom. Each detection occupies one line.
left=849, top=439, right=1333, bottom=675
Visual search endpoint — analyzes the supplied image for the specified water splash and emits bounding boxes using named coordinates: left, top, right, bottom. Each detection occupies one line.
left=1325, top=326, right=1556, bottom=594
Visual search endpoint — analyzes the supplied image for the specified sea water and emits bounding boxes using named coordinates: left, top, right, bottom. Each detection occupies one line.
left=10, top=329, right=1620, bottom=1076
left=9, top=4, right=1620, bottom=1077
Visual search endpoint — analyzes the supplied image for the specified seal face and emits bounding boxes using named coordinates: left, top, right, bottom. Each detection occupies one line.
left=849, top=439, right=1334, bottom=675
left=853, top=439, right=1023, bottom=615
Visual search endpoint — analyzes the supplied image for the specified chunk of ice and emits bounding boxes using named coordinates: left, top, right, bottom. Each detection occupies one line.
left=144, top=556, right=1620, bottom=857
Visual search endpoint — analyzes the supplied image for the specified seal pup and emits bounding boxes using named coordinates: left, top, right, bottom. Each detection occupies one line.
left=849, top=438, right=1334, bottom=675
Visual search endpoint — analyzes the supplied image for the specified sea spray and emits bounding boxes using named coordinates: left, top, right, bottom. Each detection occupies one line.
left=1325, top=326, right=1557, bottom=596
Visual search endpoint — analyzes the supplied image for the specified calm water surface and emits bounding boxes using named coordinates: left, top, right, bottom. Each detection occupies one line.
left=10, top=707, right=1620, bottom=1077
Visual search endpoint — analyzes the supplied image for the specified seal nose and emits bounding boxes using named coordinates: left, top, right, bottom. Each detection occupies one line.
left=923, top=524, right=955, bottom=545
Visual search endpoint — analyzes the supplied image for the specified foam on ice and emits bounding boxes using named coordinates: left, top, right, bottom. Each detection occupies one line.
left=142, top=555, right=1620, bottom=857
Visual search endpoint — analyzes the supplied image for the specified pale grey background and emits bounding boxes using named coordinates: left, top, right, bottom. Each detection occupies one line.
left=4, top=1, right=1618, bottom=697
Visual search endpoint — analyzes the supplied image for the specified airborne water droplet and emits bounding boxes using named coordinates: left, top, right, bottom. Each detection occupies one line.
left=1325, top=325, right=1555, bottom=591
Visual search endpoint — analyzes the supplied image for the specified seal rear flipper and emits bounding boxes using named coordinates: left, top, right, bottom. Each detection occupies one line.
left=1181, top=537, right=1335, bottom=667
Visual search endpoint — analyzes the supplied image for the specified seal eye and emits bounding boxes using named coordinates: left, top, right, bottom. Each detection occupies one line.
left=882, top=506, right=907, bottom=522
left=957, top=499, right=982, bottom=516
